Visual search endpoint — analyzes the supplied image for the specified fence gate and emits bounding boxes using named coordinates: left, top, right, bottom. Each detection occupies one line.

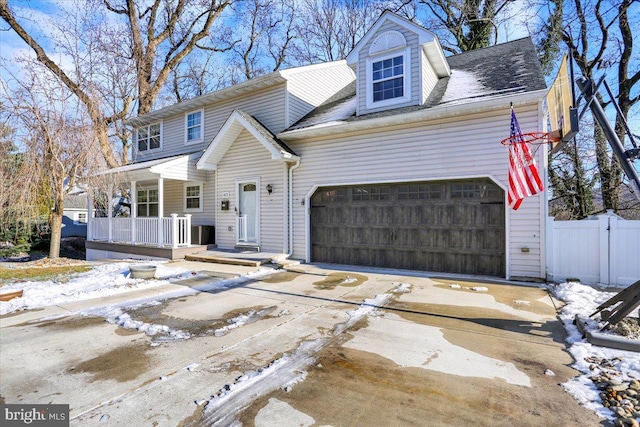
left=547, top=213, right=640, bottom=287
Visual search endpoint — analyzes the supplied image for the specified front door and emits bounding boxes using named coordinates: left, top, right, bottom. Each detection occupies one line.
left=237, top=181, right=258, bottom=244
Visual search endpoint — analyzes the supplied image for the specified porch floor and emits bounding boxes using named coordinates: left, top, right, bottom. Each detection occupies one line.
left=185, top=250, right=294, bottom=267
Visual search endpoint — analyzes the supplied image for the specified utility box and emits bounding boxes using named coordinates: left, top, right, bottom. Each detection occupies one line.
left=191, top=225, right=215, bottom=245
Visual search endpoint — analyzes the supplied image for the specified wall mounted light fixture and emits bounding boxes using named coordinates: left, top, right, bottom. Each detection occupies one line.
left=266, top=184, right=273, bottom=195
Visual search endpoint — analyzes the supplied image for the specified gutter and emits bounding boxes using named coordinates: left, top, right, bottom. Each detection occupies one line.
left=278, top=88, right=548, bottom=141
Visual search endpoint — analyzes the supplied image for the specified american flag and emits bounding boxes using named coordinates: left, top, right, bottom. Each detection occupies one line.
left=508, top=109, right=543, bottom=210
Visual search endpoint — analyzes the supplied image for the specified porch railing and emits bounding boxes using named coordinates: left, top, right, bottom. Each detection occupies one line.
left=89, top=214, right=192, bottom=248
left=237, top=215, right=248, bottom=243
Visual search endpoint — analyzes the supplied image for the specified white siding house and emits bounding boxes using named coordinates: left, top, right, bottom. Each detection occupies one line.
left=87, top=11, right=550, bottom=280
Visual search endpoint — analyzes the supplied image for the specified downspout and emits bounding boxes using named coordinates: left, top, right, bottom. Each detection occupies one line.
left=288, top=159, right=301, bottom=255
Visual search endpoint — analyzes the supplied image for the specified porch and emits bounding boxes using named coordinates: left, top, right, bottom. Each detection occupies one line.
left=89, top=215, right=193, bottom=248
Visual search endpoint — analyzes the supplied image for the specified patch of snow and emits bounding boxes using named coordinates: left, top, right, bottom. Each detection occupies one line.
left=340, top=275, right=359, bottom=285
left=393, top=283, right=412, bottom=293
left=545, top=369, right=556, bottom=376
left=84, top=305, right=190, bottom=340
left=292, top=96, right=356, bottom=129
left=213, top=309, right=265, bottom=337
left=0, top=262, right=185, bottom=315
left=514, top=300, right=531, bottom=305
left=550, top=281, right=640, bottom=421
left=440, top=70, right=491, bottom=103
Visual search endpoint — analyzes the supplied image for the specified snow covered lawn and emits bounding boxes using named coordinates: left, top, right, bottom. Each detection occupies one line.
left=0, top=262, right=186, bottom=315
left=550, top=281, right=640, bottom=423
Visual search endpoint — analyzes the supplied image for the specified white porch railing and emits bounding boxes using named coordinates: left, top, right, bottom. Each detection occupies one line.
left=237, top=215, right=247, bottom=243
left=89, top=214, right=192, bottom=248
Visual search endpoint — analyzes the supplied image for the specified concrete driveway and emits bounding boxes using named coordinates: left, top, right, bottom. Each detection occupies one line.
left=0, top=262, right=604, bottom=426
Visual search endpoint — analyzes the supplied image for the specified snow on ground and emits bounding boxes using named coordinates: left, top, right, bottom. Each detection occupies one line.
left=550, top=281, right=640, bottom=421
left=0, top=262, right=185, bottom=315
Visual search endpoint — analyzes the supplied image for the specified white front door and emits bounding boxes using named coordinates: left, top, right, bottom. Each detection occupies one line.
left=237, top=181, right=258, bottom=244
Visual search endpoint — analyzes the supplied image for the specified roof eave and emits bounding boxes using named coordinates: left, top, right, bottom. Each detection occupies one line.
left=278, top=89, right=548, bottom=141
left=126, top=74, right=287, bottom=127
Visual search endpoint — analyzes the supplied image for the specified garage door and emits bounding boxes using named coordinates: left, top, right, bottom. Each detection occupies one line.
left=310, top=179, right=505, bottom=276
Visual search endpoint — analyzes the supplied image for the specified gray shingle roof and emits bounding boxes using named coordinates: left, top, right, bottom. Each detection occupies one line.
left=288, top=38, right=546, bottom=131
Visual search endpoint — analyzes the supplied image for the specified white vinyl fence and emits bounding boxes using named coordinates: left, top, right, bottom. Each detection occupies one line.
left=547, top=213, right=640, bottom=287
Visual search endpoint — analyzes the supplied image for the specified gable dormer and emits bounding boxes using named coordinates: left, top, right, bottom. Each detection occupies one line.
left=346, top=11, right=450, bottom=116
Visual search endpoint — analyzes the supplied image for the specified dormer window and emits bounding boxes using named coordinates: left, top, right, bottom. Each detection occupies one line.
left=372, top=55, right=404, bottom=101
left=185, top=109, right=204, bottom=145
left=137, top=122, right=161, bottom=152
left=365, top=31, right=411, bottom=109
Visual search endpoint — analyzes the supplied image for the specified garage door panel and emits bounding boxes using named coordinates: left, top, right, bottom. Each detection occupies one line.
left=311, top=179, right=505, bottom=276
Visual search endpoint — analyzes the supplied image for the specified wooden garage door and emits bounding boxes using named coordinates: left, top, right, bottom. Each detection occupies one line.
left=310, top=179, right=505, bottom=276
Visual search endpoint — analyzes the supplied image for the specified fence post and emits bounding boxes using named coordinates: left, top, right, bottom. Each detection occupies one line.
left=598, top=214, right=610, bottom=285
left=546, top=217, right=555, bottom=282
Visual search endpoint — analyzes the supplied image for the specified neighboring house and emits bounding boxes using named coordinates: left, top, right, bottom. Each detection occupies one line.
left=87, top=11, right=550, bottom=280
left=62, top=191, right=89, bottom=238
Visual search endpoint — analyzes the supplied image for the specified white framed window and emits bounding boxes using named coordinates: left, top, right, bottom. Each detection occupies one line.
left=184, top=182, right=203, bottom=212
left=366, top=47, right=411, bottom=109
left=185, top=110, right=204, bottom=145
left=137, top=122, right=162, bottom=152
left=137, top=188, right=159, bottom=217
left=73, top=212, right=88, bottom=225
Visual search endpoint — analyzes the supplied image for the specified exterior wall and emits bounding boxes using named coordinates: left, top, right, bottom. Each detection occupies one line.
left=215, top=130, right=287, bottom=252
left=162, top=174, right=216, bottom=227
left=132, top=84, right=288, bottom=162
left=62, top=208, right=88, bottom=237
left=287, top=104, right=546, bottom=279
left=357, top=20, right=421, bottom=115
left=421, top=50, right=438, bottom=104
left=286, top=63, right=355, bottom=127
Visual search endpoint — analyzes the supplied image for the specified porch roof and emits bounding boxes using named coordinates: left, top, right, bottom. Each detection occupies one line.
left=96, top=152, right=206, bottom=182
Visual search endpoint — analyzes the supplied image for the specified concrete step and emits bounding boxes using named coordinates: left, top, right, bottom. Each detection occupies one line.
left=184, top=251, right=287, bottom=267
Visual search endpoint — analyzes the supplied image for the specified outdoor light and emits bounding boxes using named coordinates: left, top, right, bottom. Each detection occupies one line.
left=266, top=184, right=273, bottom=194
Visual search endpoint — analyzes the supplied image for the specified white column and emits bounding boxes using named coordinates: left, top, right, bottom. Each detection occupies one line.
left=171, top=213, right=178, bottom=248
left=130, top=181, right=137, bottom=245
left=108, top=184, right=113, bottom=242
left=185, top=214, right=192, bottom=246
left=157, top=177, right=164, bottom=247
left=86, top=189, right=93, bottom=241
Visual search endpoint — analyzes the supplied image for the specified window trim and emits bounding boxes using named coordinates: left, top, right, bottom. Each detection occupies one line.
left=185, top=109, right=204, bottom=145
left=184, top=182, right=204, bottom=213
left=365, top=47, right=411, bottom=109
left=136, top=121, right=163, bottom=153
left=136, top=187, right=159, bottom=218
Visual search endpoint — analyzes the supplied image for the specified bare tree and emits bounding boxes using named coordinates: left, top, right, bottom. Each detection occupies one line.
left=0, top=0, right=234, bottom=167
left=1, top=67, right=100, bottom=258
left=541, top=0, right=639, bottom=214
left=408, top=0, right=514, bottom=54
left=291, top=0, right=390, bottom=63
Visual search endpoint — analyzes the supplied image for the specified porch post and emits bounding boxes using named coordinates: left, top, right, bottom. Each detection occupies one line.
left=108, top=184, right=113, bottom=242
left=130, top=180, right=137, bottom=245
left=171, top=213, right=178, bottom=248
left=157, top=177, right=164, bottom=247
left=86, top=189, right=93, bottom=241
left=185, top=214, right=192, bottom=246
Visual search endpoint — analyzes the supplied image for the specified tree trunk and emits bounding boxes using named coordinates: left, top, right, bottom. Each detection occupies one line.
left=49, top=208, right=63, bottom=259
